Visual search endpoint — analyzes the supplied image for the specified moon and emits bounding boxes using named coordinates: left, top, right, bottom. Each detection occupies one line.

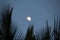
left=26, top=16, right=31, bottom=21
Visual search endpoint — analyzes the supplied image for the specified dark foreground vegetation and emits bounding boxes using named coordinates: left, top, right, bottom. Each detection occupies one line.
left=0, top=6, right=60, bottom=40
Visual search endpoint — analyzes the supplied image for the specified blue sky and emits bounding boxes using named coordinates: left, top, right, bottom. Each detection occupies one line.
left=0, top=0, right=60, bottom=34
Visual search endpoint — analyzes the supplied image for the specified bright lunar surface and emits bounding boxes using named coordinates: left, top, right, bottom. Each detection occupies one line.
left=26, top=16, right=31, bottom=21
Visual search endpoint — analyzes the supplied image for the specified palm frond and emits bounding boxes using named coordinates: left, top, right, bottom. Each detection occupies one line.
left=1, top=6, right=17, bottom=40
left=25, top=25, right=36, bottom=40
left=41, top=20, right=50, bottom=40
left=53, top=17, right=60, bottom=40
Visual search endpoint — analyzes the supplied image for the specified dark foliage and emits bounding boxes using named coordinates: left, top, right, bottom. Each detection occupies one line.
left=52, top=17, right=60, bottom=40
left=0, top=6, right=17, bottom=40
left=41, top=20, right=50, bottom=40
left=25, top=25, right=36, bottom=40
left=0, top=6, right=60, bottom=40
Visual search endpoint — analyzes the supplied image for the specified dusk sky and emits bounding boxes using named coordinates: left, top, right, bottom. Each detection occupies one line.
left=0, top=0, right=60, bottom=34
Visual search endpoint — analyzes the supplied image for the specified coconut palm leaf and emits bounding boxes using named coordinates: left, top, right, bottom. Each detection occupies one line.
left=1, top=6, right=17, bottom=40
left=25, top=25, right=36, bottom=40
left=41, top=20, right=50, bottom=40
left=53, top=17, right=60, bottom=40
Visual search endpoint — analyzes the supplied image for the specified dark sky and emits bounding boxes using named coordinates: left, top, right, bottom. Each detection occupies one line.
left=0, top=0, right=60, bottom=34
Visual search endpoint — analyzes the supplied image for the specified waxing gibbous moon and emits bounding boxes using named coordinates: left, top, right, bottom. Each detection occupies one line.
left=26, top=16, right=31, bottom=21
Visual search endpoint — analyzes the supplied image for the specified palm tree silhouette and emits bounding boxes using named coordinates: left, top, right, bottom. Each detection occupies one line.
left=0, top=6, right=17, bottom=40
left=0, top=5, right=60, bottom=40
